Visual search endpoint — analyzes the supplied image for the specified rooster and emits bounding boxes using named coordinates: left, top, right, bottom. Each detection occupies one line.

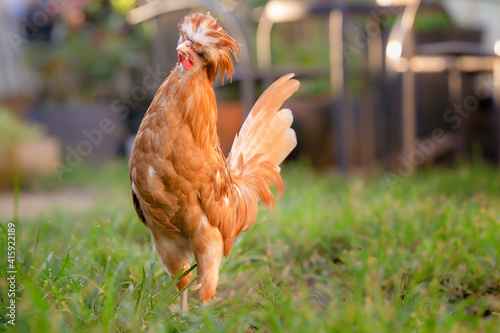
left=129, top=12, right=299, bottom=312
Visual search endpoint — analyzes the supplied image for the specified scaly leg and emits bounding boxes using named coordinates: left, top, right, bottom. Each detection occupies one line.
left=151, top=235, right=193, bottom=316
left=179, top=289, right=188, bottom=318
left=193, top=219, right=223, bottom=305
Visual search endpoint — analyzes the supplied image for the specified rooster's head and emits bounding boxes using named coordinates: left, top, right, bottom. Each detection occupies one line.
left=176, top=12, right=240, bottom=84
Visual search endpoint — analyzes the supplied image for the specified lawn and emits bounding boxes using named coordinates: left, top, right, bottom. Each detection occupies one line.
left=1, top=160, right=499, bottom=332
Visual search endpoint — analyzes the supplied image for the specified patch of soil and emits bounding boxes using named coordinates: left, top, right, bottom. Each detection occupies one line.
left=0, top=189, right=99, bottom=220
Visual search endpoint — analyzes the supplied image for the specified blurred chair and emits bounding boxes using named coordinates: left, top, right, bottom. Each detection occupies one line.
left=256, top=1, right=401, bottom=171
left=385, top=0, right=500, bottom=164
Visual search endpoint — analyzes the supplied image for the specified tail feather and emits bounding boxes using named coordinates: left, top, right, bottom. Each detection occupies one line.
left=231, top=156, right=284, bottom=234
left=264, top=110, right=296, bottom=166
left=227, top=74, right=299, bottom=235
left=228, top=74, right=300, bottom=169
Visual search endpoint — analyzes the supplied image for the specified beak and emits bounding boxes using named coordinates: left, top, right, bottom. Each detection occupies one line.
left=176, top=40, right=192, bottom=56
left=176, top=40, right=194, bottom=71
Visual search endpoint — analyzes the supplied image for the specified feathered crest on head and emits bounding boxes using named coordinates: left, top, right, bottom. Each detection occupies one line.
left=178, top=12, right=240, bottom=83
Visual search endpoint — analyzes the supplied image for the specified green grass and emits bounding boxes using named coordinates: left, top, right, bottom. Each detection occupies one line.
left=1, top=160, right=500, bottom=332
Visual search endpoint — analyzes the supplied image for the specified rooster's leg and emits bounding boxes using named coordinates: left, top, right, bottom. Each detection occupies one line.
left=153, top=241, right=192, bottom=315
left=179, top=290, right=188, bottom=317
left=193, top=218, right=223, bottom=305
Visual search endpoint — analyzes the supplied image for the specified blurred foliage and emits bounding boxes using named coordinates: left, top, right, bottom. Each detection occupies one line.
left=0, top=108, right=44, bottom=147
left=110, top=0, right=136, bottom=14
left=266, top=1, right=452, bottom=96
left=414, top=12, right=451, bottom=31
left=270, top=18, right=328, bottom=67
left=270, top=18, right=331, bottom=96
left=248, top=0, right=270, bottom=9
left=381, top=11, right=451, bottom=31
left=26, top=0, right=147, bottom=102
left=295, top=78, right=331, bottom=97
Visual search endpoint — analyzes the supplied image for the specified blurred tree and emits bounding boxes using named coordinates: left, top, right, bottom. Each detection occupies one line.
left=26, top=0, right=148, bottom=102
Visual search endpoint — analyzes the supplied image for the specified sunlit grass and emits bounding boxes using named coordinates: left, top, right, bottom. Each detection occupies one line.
left=1, top=160, right=499, bottom=332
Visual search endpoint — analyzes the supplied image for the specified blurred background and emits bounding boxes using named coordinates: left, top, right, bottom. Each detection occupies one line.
left=0, top=0, right=499, bottom=192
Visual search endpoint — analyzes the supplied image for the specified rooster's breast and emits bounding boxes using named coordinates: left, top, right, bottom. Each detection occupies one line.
left=130, top=115, right=215, bottom=237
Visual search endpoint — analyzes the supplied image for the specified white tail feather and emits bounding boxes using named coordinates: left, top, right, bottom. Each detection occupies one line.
left=228, top=74, right=300, bottom=170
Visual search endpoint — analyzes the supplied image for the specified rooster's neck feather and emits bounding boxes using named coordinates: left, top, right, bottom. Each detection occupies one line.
left=158, top=67, right=218, bottom=149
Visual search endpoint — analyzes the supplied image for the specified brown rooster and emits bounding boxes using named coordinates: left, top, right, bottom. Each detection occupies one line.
left=129, top=12, right=299, bottom=312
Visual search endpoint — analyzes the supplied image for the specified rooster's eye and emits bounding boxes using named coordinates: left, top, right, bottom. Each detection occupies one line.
left=197, top=52, right=204, bottom=58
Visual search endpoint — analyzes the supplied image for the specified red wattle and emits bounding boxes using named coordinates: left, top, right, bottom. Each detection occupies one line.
left=178, top=53, right=192, bottom=71
left=182, top=58, right=193, bottom=71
